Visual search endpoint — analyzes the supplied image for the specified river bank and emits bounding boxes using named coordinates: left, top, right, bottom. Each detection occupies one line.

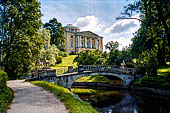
left=72, top=82, right=170, bottom=98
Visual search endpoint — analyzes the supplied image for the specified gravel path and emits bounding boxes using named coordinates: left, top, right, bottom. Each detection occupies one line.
left=7, top=80, right=68, bottom=113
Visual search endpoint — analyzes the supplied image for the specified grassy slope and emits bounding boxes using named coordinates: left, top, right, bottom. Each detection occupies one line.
left=76, top=75, right=110, bottom=83
left=0, top=87, right=13, bottom=113
left=31, top=81, right=98, bottom=113
left=51, top=55, right=77, bottom=70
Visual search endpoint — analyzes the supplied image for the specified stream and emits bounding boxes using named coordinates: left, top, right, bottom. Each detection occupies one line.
left=74, top=89, right=170, bottom=113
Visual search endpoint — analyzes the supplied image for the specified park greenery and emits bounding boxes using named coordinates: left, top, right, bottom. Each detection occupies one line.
left=0, top=0, right=170, bottom=101
left=75, top=75, right=110, bottom=83
left=0, top=71, right=13, bottom=113
left=0, top=0, right=67, bottom=79
left=43, top=18, right=66, bottom=51
left=31, top=81, right=98, bottom=113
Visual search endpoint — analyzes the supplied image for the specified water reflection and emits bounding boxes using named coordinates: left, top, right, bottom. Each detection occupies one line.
left=77, top=89, right=170, bottom=113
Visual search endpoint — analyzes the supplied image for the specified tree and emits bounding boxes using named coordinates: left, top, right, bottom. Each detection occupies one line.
left=121, top=0, right=170, bottom=66
left=1, top=0, right=43, bottom=78
left=74, top=50, right=104, bottom=65
left=43, top=18, right=65, bottom=51
left=105, top=41, right=120, bottom=65
left=40, top=29, right=60, bottom=66
left=138, top=50, right=158, bottom=77
left=105, top=41, right=119, bottom=51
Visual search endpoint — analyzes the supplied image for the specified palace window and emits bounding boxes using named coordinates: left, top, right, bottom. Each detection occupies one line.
left=87, top=42, right=89, bottom=48
left=70, top=40, right=74, bottom=48
left=81, top=41, right=84, bottom=48
left=92, top=43, right=94, bottom=49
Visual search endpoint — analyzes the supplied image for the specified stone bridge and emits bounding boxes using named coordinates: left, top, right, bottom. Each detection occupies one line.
left=36, top=65, right=136, bottom=89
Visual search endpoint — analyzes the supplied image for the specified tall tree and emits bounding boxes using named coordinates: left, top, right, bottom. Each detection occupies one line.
left=121, top=0, right=170, bottom=66
left=43, top=18, right=65, bottom=51
left=1, top=0, right=43, bottom=78
left=105, top=41, right=119, bottom=51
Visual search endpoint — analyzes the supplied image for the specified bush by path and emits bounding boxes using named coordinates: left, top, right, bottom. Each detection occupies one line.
left=0, top=70, right=13, bottom=113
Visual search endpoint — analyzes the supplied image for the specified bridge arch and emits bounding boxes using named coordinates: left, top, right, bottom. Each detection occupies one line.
left=54, top=72, right=133, bottom=89
left=72, top=72, right=125, bottom=86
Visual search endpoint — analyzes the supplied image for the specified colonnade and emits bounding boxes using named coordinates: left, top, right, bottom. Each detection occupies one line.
left=77, top=36, right=98, bottom=49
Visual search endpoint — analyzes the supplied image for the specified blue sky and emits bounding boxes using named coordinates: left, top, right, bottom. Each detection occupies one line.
left=39, top=0, right=140, bottom=50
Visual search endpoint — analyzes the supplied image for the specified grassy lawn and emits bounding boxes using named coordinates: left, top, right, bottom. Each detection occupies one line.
left=31, top=81, right=98, bottom=113
left=51, top=55, right=77, bottom=74
left=71, top=88, right=97, bottom=95
left=134, top=62, right=170, bottom=89
left=157, top=62, right=170, bottom=76
left=76, top=75, right=110, bottom=83
left=51, top=55, right=77, bottom=70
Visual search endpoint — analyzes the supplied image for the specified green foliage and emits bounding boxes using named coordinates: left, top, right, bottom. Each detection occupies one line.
left=40, top=29, right=61, bottom=66
left=58, top=51, right=68, bottom=57
left=0, top=87, right=14, bottom=113
left=123, top=0, right=170, bottom=66
left=74, top=50, right=105, bottom=65
left=1, top=0, right=43, bottom=78
left=76, top=75, right=110, bottom=83
left=137, top=50, right=158, bottom=77
left=55, top=56, right=62, bottom=64
left=71, top=88, right=98, bottom=95
left=157, top=63, right=170, bottom=76
left=134, top=76, right=170, bottom=89
left=40, top=44, right=59, bottom=66
left=0, top=71, right=13, bottom=113
left=43, top=18, right=65, bottom=51
left=0, top=70, right=8, bottom=88
left=105, top=41, right=119, bottom=51
left=31, top=81, right=98, bottom=113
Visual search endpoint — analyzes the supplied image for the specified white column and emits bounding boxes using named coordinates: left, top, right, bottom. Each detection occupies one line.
left=90, top=38, right=92, bottom=49
left=85, top=37, right=87, bottom=48
left=79, top=36, right=81, bottom=48
left=77, top=36, right=80, bottom=48
left=95, top=39, right=98, bottom=49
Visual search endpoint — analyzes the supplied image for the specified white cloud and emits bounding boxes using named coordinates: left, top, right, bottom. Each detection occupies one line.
left=74, top=15, right=105, bottom=33
left=104, top=15, right=140, bottom=36
left=102, top=15, right=140, bottom=50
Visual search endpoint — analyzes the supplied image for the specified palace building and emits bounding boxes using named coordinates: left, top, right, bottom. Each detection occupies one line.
left=64, top=24, right=103, bottom=54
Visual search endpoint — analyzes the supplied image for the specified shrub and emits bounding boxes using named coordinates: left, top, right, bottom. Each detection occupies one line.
left=0, top=71, right=14, bottom=113
left=0, top=70, right=8, bottom=88
left=0, top=87, right=13, bottom=113
left=58, top=51, right=68, bottom=57
left=55, top=56, right=62, bottom=64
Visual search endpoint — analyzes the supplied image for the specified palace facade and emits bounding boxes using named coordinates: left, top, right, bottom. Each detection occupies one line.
left=64, top=24, right=103, bottom=54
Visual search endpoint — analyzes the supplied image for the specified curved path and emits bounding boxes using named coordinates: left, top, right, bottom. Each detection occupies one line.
left=7, top=80, right=68, bottom=113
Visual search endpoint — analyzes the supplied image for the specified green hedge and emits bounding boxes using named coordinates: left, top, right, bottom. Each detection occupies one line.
left=0, top=87, right=13, bottom=113
left=0, top=70, right=13, bottom=113
left=31, top=81, right=98, bottom=113
left=0, top=71, right=8, bottom=88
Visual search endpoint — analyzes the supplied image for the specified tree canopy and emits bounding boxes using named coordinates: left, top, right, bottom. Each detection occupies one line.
left=43, top=18, right=65, bottom=51
left=0, top=0, right=43, bottom=78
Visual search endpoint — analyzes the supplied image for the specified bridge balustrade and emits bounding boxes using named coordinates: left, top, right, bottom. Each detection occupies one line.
left=82, top=65, right=134, bottom=75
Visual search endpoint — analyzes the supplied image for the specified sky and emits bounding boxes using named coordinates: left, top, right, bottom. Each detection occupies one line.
left=38, top=0, right=141, bottom=50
